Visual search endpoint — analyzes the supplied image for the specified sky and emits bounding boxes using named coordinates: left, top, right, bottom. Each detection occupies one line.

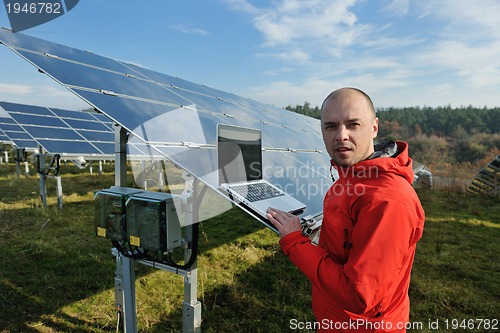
left=1, top=0, right=500, bottom=111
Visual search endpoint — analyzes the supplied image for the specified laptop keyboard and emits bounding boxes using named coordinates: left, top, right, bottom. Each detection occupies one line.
left=229, top=182, right=284, bottom=202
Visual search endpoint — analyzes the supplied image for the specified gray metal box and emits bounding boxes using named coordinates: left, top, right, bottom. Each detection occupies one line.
left=93, top=187, right=144, bottom=242
left=125, top=191, right=182, bottom=252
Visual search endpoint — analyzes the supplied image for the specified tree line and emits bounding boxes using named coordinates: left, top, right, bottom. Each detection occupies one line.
left=285, top=103, right=500, bottom=166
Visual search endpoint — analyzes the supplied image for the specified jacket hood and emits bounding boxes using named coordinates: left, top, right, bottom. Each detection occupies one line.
left=331, top=140, right=414, bottom=184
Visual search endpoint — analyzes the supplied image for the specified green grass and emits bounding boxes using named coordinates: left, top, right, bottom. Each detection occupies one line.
left=0, top=163, right=498, bottom=332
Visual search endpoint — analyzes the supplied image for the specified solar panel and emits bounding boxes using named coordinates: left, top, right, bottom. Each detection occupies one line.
left=0, top=101, right=115, bottom=156
left=469, top=155, right=500, bottom=196
left=0, top=28, right=331, bottom=220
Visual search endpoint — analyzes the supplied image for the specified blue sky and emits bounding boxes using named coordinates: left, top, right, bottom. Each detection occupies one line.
left=1, top=0, right=499, bottom=111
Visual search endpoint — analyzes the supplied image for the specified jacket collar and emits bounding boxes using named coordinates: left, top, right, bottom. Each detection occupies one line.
left=368, top=140, right=399, bottom=159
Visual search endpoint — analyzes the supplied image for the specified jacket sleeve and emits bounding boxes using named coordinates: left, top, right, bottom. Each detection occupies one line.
left=279, top=195, right=422, bottom=315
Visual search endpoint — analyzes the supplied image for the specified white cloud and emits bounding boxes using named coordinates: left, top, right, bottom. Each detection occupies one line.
left=0, top=83, right=32, bottom=94
left=262, top=67, right=294, bottom=77
left=412, top=40, right=500, bottom=88
left=257, top=49, right=310, bottom=63
left=0, top=82, right=87, bottom=110
left=223, top=0, right=259, bottom=14
left=381, top=0, right=410, bottom=17
left=172, top=24, right=209, bottom=36
left=233, top=0, right=363, bottom=48
left=361, top=35, right=426, bottom=53
left=246, top=78, right=334, bottom=108
left=225, top=0, right=500, bottom=108
left=415, top=0, right=500, bottom=39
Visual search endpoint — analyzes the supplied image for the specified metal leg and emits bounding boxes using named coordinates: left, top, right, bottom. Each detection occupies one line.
left=182, top=223, right=202, bottom=333
left=113, top=250, right=137, bottom=333
left=55, top=175, right=63, bottom=209
left=183, top=264, right=202, bottom=332
left=39, top=173, right=47, bottom=208
left=114, top=249, right=125, bottom=332
left=55, top=176, right=62, bottom=208
left=16, top=159, right=20, bottom=178
left=122, top=256, right=137, bottom=332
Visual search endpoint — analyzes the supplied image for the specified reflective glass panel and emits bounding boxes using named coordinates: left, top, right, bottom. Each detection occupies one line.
left=23, top=126, right=81, bottom=140
left=10, top=139, right=39, bottom=149
left=0, top=101, right=53, bottom=115
left=92, top=142, right=114, bottom=155
left=0, top=29, right=132, bottom=74
left=77, top=130, right=113, bottom=142
left=49, top=108, right=98, bottom=120
left=37, top=140, right=101, bottom=154
left=64, top=119, right=110, bottom=131
left=10, top=113, right=66, bottom=127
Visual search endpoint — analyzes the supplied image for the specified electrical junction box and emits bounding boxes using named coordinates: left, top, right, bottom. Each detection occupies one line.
left=93, top=187, right=144, bottom=242
left=125, top=191, right=182, bottom=252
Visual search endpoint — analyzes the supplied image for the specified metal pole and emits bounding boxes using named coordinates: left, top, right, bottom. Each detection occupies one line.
left=114, top=125, right=137, bottom=333
left=15, top=148, right=20, bottom=179
left=37, top=152, right=47, bottom=208
left=115, top=125, right=127, bottom=186
left=39, top=172, right=47, bottom=208
left=183, top=226, right=201, bottom=333
left=16, top=158, right=20, bottom=178
left=182, top=177, right=201, bottom=333
left=56, top=175, right=63, bottom=209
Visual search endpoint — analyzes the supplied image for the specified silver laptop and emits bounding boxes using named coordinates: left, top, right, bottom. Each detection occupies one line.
left=217, top=124, right=306, bottom=229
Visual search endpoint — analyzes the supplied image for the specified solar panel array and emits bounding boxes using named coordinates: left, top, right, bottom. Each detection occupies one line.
left=0, top=28, right=332, bottom=219
left=0, top=101, right=115, bottom=156
left=469, top=155, right=500, bottom=196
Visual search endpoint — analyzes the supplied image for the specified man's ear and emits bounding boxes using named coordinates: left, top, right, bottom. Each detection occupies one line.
left=372, top=117, right=379, bottom=138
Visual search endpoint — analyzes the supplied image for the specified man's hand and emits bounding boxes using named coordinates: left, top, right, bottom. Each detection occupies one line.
left=266, top=207, right=302, bottom=238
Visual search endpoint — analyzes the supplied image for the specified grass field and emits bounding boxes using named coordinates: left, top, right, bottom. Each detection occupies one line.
left=0, top=162, right=498, bottom=332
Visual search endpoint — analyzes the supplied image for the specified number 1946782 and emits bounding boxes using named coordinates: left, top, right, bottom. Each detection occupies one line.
left=5, top=2, right=62, bottom=14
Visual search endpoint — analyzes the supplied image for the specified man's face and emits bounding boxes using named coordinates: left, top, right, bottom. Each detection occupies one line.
left=321, top=91, right=378, bottom=167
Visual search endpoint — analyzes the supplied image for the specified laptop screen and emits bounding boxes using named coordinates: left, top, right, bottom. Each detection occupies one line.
left=217, top=124, right=262, bottom=185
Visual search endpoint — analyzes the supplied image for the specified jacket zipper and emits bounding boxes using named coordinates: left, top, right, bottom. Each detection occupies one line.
left=343, top=228, right=352, bottom=258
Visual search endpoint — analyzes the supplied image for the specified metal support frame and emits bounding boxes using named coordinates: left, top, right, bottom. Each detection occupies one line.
left=35, top=148, right=62, bottom=208
left=113, top=125, right=201, bottom=332
left=14, top=147, right=27, bottom=178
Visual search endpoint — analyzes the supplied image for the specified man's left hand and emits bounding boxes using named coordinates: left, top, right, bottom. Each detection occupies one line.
left=266, top=207, right=302, bottom=238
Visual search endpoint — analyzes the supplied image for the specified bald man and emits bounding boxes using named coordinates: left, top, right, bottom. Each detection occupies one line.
left=267, top=88, right=425, bottom=332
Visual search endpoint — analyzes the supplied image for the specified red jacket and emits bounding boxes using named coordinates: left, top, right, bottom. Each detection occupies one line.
left=280, top=141, right=425, bottom=332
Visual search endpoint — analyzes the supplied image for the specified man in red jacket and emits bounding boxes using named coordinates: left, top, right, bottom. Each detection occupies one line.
left=267, top=87, right=425, bottom=332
